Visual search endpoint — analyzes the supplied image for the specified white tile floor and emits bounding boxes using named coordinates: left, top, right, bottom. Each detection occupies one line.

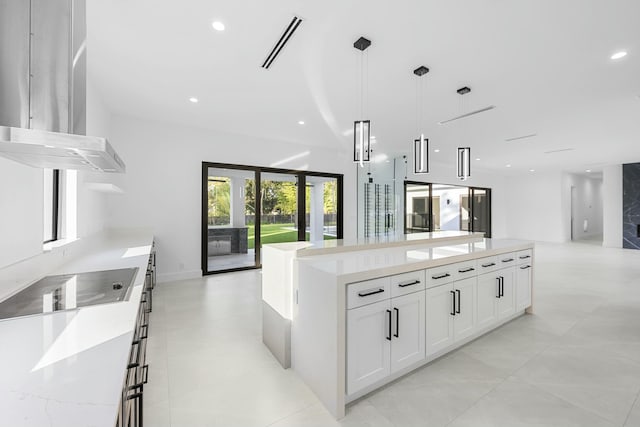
left=144, top=240, right=640, bottom=427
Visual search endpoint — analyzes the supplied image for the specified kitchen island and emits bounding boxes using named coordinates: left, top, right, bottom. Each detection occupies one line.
left=291, top=238, right=534, bottom=418
left=0, top=229, right=155, bottom=427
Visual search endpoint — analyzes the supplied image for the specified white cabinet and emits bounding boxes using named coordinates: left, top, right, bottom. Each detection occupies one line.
left=476, top=271, right=499, bottom=330
left=516, top=264, right=532, bottom=310
left=346, top=299, right=391, bottom=395
left=425, top=276, right=477, bottom=356
left=496, top=267, right=516, bottom=320
left=425, top=282, right=455, bottom=356
left=347, top=290, right=425, bottom=395
left=390, top=292, right=426, bottom=372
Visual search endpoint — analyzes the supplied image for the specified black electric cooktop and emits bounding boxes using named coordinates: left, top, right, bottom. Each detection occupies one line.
left=0, top=267, right=138, bottom=321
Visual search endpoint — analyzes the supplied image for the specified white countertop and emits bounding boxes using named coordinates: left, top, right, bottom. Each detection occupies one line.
left=0, top=229, right=154, bottom=427
left=296, top=238, right=534, bottom=283
left=264, top=230, right=484, bottom=257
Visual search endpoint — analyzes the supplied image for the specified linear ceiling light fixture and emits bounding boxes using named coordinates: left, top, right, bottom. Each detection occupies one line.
left=261, top=15, right=303, bottom=69
left=544, top=148, right=574, bottom=154
left=353, top=36, right=372, bottom=167
left=413, top=65, right=430, bottom=174
left=505, top=133, right=537, bottom=142
left=438, top=104, right=496, bottom=125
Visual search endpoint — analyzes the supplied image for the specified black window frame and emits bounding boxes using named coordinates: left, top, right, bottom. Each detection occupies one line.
left=43, top=169, right=61, bottom=244
left=201, top=161, right=344, bottom=275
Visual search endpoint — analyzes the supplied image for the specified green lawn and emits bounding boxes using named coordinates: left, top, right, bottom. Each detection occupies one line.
left=247, top=223, right=335, bottom=249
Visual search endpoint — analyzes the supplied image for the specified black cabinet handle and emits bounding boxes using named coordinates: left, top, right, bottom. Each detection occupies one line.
left=386, top=310, right=392, bottom=341
left=501, top=258, right=514, bottom=263
left=520, top=265, right=531, bottom=270
left=499, top=277, right=504, bottom=297
left=450, top=290, right=456, bottom=316
left=398, top=280, right=420, bottom=288
left=482, top=262, right=496, bottom=268
left=358, top=288, right=384, bottom=297
left=496, top=277, right=501, bottom=298
left=393, top=308, right=399, bottom=338
left=456, top=289, right=461, bottom=313
left=458, top=267, right=475, bottom=273
left=519, top=255, right=531, bottom=259
left=432, top=273, right=451, bottom=280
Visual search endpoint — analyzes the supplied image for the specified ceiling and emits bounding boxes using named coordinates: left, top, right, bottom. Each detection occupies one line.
left=87, top=0, right=640, bottom=175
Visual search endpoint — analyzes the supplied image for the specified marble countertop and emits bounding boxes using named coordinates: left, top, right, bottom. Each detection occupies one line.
left=264, top=230, right=485, bottom=257
left=0, top=229, right=154, bottom=427
left=296, top=238, right=534, bottom=283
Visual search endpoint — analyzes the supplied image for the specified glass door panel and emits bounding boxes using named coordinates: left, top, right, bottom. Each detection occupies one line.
left=306, top=176, right=339, bottom=241
left=471, top=188, right=491, bottom=237
left=206, top=167, right=257, bottom=272
left=259, top=172, right=300, bottom=263
left=405, top=183, right=431, bottom=233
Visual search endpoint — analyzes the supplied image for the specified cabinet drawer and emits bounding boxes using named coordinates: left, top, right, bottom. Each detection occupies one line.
left=477, top=256, right=499, bottom=273
left=425, top=265, right=456, bottom=288
left=454, top=260, right=477, bottom=281
left=390, top=270, right=426, bottom=298
left=517, top=249, right=533, bottom=264
left=347, top=277, right=391, bottom=309
left=497, top=252, right=517, bottom=268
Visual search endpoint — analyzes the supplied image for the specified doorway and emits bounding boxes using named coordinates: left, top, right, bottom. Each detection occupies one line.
left=202, top=162, right=343, bottom=274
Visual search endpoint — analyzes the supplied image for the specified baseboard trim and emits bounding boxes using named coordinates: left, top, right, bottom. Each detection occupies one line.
left=157, top=269, right=202, bottom=283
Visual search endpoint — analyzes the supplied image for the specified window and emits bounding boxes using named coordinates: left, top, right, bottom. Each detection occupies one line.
left=43, top=169, right=60, bottom=243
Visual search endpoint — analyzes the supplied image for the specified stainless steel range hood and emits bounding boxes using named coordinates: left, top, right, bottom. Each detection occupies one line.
left=0, top=0, right=125, bottom=173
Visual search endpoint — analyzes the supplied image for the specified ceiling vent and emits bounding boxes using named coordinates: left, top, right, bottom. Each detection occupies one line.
left=261, top=15, right=303, bottom=69
left=438, top=105, right=496, bottom=125
left=505, top=133, right=537, bottom=142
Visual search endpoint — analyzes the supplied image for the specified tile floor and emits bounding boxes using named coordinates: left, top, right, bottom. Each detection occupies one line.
left=144, top=240, right=640, bottom=426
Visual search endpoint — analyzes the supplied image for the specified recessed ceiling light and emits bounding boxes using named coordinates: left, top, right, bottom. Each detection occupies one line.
left=475, top=158, right=480, bottom=161
left=611, top=51, right=627, bottom=60
left=586, top=169, right=592, bottom=173
left=506, top=164, right=512, bottom=168
left=189, top=97, right=198, bottom=103
left=529, top=169, right=535, bottom=172
left=371, top=135, right=377, bottom=139
left=212, top=21, right=225, bottom=31
left=298, top=120, right=305, bottom=125
left=434, top=149, right=440, bottom=153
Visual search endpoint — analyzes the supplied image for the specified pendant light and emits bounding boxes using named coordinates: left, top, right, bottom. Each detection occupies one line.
left=456, top=86, right=471, bottom=181
left=353, top=36, right=371, bottom=167
left=413, top=65, right=430, bottom=174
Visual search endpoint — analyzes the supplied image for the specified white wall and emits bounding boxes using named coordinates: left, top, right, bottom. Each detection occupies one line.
left=0, top=79, right=112, bottom=270
left=105, top=115, right=356, bottom=282
left=603, top=165, right=623, bottom=248
left=504, top=171, right=566, bottom=243
left=563, top=173, right=603, bottom=241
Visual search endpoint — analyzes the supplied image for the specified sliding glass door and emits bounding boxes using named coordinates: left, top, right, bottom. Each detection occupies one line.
left=404, top=181, right=492, bottom=237
left=202, top=162, right=343, bottom=274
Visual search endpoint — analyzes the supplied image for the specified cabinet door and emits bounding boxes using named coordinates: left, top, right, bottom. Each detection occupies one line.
left=497, top=267, right=516, bottom=319
left=390, top=291, right=425, bottom=373
left=476, top=272, right=498, bottom=330
left=516, top=264, right=532, bottom=310
left=425, top=283, right=454, bottom=356
left=346, top=300, right=391, bottom=395
left=453, top=277, right=476, bottom=342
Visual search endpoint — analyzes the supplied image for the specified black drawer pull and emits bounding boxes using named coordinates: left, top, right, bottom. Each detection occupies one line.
left=358, top=288, right=384, bottom=297
left=458, top=267, right=475, bottom=273
left=398, top=280, right=420, bottom=288
left=519, top=255, right=531, bottom=259
left=482, top=262, right=496, bottom=268
left=501, top=258, right=514, bottom=263
left=432, top=273, right=451, bottom=280
left=520, top=265, right=531, bottom=270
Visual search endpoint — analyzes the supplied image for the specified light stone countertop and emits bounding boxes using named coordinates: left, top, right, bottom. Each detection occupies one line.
left=0, top=228, right=154, bottom=427
left=296, top=238, right=534, bottom=283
